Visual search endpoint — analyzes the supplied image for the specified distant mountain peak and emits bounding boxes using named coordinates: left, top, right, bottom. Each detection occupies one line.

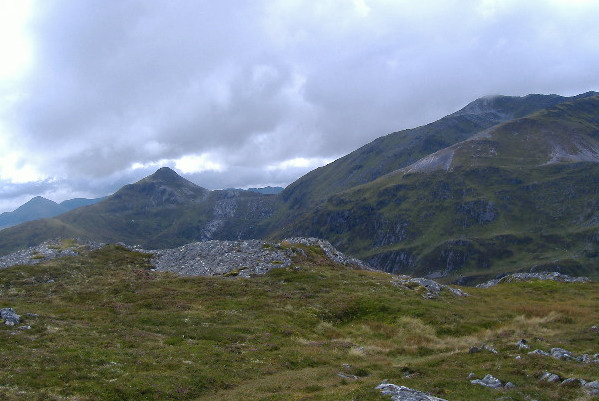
left=105, top=167, right=209, bottom=211
left=144, top=167, right=185, bottom=183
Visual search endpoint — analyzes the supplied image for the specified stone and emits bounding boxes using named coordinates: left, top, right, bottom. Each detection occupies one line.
left=151, top=238, right=370, bottom=277
left=471, top=374, right=503, bottom=388
left=560, top=378, right=586, bottom=387
left=550, top=347, right=572, bottom=360
left=0, top=308, right=20, bottom=326
left=528, top=349, right=550, bottom=357
left=584, top=381, right=599, bottom=395
left=539, top=372, right=561, bottom=383
left=477, top=271, right=590, bottom=288
left=516, top=339, right=529, bottom=349
left=504, top=382, right=516, bottom=389
left=376, top=381, right=448, bottom=401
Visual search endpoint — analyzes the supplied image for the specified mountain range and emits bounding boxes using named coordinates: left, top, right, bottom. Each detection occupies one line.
left=1, top=91, right=598, bottom=284
left=0, top=196, right=104, bottom=230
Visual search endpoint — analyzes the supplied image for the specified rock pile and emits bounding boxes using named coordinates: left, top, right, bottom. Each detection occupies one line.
left=0, top=239, right=105, bottom=269
left=150, top=237, right=370, bottom=277
left=151, top=240, right=294, bottom=277
left=477, top=271, right=590, bottom=288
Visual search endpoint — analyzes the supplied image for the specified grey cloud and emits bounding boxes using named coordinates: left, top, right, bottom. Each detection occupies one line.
left=2, top=0, right=599, bottom=211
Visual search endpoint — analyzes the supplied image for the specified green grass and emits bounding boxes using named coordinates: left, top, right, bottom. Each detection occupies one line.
left=0, top=244, right=597, bottom=400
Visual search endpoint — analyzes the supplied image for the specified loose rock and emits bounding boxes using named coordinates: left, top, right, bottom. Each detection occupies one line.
left=470, top=374, right=504, bottom=389
left=539, top=372, right=561, bottom=383
left=376, top=381, right=448, bottom=401
left=477, top=271, right=590, bottom=288
left=0, top=308, right=20, bottom=326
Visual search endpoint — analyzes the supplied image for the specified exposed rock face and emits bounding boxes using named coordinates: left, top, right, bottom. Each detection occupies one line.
left=376, top=381, right=448, bottom=401
left=477, top=271, right=590, bottom=288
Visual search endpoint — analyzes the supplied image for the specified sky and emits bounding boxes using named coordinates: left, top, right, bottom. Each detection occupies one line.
left=1, top=0, right=598, bottom=212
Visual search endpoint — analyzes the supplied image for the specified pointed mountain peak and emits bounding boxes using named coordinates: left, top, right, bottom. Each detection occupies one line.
left=135, top=167, right=207, bottom=191
left=147, top=167, right=181, bottom=181
left=27, top=196, right=56, bottom=204
left=104, top=167, right=209, bottom=211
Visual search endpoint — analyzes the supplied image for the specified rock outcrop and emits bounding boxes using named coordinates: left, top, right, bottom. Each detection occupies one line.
left=477, top=271, right=590, bottom=288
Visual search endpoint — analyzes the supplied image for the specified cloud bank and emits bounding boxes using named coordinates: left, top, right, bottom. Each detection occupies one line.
left=1, top=0, right=598, bottom=211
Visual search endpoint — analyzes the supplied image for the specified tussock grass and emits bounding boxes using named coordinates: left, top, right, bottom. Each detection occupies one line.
left=0, top=244, right=596, bottom=400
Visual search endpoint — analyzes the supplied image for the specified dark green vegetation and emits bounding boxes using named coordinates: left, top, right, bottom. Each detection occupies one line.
left=281, top=162, right=599, bottom=283
left=1, top=92, right=598, bottom=283
left=0, top=245, right=597, bottom=400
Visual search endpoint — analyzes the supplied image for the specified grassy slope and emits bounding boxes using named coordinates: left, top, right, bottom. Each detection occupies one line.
left=280, top=94, right=577, bottom=209
left=273, top=97, right=599, bottom=282
left=0, top=245, right=597, bottom=400
left=278, top=162, right=599, bottom=282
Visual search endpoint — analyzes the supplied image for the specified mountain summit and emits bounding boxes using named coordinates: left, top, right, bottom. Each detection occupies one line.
left=104, top=167, right=209, bottom=212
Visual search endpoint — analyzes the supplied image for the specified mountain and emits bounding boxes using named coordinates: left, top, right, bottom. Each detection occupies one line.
left=59, top=197, right=106, bottom=210
left=246, top=186, right=284, bottom=195
left=0, top=93, right=598, bottom=284
left=281, top=93, right=596, bottom=209
left=0, top=196, right=105, bottom=230
left=0, top=167, right=280, bottom=252
left=0, top=197, right=67, bottom=230
left=274, top=94, right=599, bottom=283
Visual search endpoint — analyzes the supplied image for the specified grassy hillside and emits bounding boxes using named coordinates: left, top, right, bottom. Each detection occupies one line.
left=276, top=162, right=599, bottom=283
left=0, top=244, right=597, bottom=400
left=281, top=93, right=590, bottom=208
left=0, top=172, right=281, bottom=256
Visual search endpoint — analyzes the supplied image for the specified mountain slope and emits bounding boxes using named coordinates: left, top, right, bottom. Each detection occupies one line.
left=0, top=168, right=281, bottom=254
left=0, top=197, right=67, bottom=230
left=281, top=92, right=597, bottom=208
left=274, top=95, right=599, bottom=283
left=401, top=95, right=599, bottom=174
left=1, top=94, right=598, bottom=284
left=0, top=196, right=104, bottom=230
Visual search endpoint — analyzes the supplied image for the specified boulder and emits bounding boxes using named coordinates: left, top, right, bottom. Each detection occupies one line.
left=539, top=372, right=561, bottom=383
left=470, top=374, right=503, bottom=388
left=0, top=308, right=20, bottom=326
left=584, top=381, right=599, bottom=395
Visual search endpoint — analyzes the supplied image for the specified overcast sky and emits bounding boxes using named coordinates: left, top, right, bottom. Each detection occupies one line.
left=1, top=0, right=598, bottom=212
